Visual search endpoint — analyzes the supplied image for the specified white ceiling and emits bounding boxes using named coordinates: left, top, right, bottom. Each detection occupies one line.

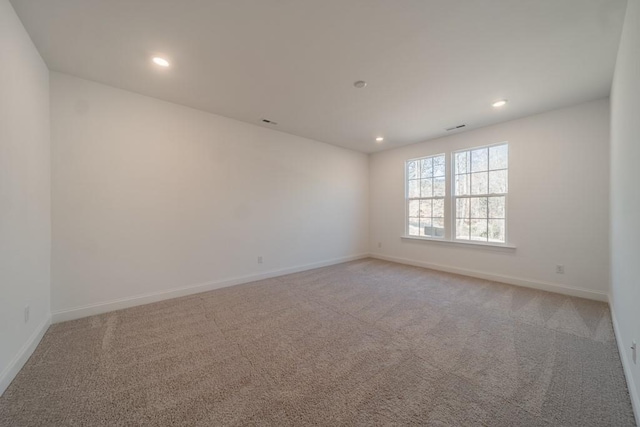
left=11, top=0, right=626, bottom=153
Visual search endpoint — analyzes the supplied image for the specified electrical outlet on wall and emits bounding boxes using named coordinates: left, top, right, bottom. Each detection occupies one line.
left=24, top=305, right=30, bottom=323
left=258, top=256, right=263, bottom=264
left=377, top=242, right=382, bottom=249
left=555, top=265, right=565, bottom=274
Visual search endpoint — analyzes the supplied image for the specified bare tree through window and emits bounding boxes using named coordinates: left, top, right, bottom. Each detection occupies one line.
left=406, top=154, right=446, bottom=238
left=454, top=144, right=508, bottom=243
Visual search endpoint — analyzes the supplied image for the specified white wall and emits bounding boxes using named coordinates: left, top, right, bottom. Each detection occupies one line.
left=50, top=72, right=369, bottom=319
left=370, top=99, right=610, bottom=300
left=0, top=0, right=51, bottom=394
left=610, top=0, right=640, bottom=420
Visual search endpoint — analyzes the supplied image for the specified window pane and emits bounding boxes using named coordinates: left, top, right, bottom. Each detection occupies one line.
left=419, top=200, right=432, bottom=218
left=409, top=200, right=420, bottom=217
left=455, top=152, right=469, bottom=174
left=420, top=178, right=433, bottom=198
left=408, top=180, right=420, bottom=198
left=471, top=148, right=488, bottom=172
left=489, top=144, right=508, bottom=170
left=421, top=158, right=433, bottom=178
left=471, top=172, right=488, bottom=195
left=455, top=174, right=470, bottom=196
left=409, top=218, right=420, bottom=236
left=456, top=198, right=470, bottom=219
left=488, top=196, right=505, bottom=219
left=432, top=199, right=444, bottom=217
left=470, top=219, right=488, bottom=241
left=456, top=218, right=470, bottom=240
left=408, top=161, right=419, bottom=179
left=470, top=197, right=488, bottom=218
left=433, top=176, right=445, bottom=197
left=489, top=170, right=508, bottom=194
left=488, top=219, right=505, bottom=243
left=432, top=218, right=445, bottom=237
left=420, top=218, right=432, bottom=237
left=433, top=155, right=446, bottom=177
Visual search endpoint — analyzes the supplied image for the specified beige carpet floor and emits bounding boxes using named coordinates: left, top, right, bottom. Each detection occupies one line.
left=0, top=259, right=636, bottom=426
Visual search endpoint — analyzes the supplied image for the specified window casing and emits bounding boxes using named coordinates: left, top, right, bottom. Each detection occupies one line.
left=406, top=154, right=446, bottom=238
left=453, top=143, right=508, bottom=243
left=404, top=142, right=509, bottom=246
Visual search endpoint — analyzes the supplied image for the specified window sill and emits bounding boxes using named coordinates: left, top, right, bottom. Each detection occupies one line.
left=401, top=235, right=516, bottom=250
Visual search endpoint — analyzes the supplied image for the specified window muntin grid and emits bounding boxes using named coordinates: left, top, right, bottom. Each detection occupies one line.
left=406, top=154, right=446, bottom=238
left=453, top=144, right=508, bottom=243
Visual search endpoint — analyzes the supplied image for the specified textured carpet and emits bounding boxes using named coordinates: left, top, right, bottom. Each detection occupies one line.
left=0, top=259, right=635, bottom=426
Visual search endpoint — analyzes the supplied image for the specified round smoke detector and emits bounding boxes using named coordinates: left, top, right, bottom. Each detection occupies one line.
left=353, top=80, right=367, bottom=89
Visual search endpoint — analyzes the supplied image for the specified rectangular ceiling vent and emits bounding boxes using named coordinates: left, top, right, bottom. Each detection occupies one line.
left=445, top=124, right=466, bottom=131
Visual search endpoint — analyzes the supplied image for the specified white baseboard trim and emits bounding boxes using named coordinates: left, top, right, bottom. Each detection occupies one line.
left=0, top=315, right=51, bottom=396
left=609, top=300, right=640, bottom=425
left=370, top=253, right=608, bottom=302
left=51, top=253, right=370, bottom=323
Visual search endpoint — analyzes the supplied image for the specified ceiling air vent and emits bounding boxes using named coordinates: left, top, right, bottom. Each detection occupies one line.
left=445, top=124, right=466, bottom=131
left=262, top=119, right=278, bottom=125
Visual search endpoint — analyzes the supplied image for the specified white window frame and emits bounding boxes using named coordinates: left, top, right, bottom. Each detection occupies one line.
left=405, top=153, right=447, bottom=239
left=451, top=142, right=509, bottom=245
left=402, top=142, right=513, bottom=249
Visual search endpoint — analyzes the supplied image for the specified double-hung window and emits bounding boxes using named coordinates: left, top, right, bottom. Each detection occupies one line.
left=406, top=154, right=446, bottom=238
left=405, top=142, right=509, bottom=245
left=453, top=143, right=508, bottom=243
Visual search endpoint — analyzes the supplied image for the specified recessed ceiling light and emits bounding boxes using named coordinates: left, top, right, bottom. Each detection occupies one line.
left=354, top=80, right=367, bottom=89
left=152, top=57, right=170, bottom=67
left=376, top=137, right=384, bottom=142
left=492, top=99, right=508, bottom=108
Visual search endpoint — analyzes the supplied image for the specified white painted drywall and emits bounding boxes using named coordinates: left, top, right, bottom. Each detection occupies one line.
left=610, top=0, right=640, bottom=419
left=0, top=0, right=51, bottom=394
left=50, top=72, right=369, bottom=314
left=370, top=99, right=610, bottom=297
left=9, top=0, right=627, bottom=153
